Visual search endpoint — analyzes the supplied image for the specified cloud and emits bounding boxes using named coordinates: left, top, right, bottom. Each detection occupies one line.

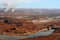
left=0, top=0, right=44, bottom=3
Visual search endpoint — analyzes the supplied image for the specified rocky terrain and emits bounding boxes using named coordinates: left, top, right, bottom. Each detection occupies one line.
left=0, top=18, right=50, bottom=36
left=0, top=9, right=60, bottom=40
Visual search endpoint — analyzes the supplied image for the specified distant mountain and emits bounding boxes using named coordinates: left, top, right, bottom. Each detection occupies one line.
left=0, top=8, right=60, bottom=17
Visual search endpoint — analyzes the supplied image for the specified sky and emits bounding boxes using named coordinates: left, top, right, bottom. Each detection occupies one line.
left=0, top=0, right=60, bottom=8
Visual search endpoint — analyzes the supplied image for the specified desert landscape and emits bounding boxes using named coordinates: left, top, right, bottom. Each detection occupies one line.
left=0, top=9, right=60, bottom=40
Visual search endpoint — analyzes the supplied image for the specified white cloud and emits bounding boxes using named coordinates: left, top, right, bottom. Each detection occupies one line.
left=0, top=0, right=44, bottom=3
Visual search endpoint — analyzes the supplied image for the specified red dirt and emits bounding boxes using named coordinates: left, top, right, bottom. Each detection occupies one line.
left=0, top=19, right=60, bottom=40
left=19, top=29, right=60, bottom=40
